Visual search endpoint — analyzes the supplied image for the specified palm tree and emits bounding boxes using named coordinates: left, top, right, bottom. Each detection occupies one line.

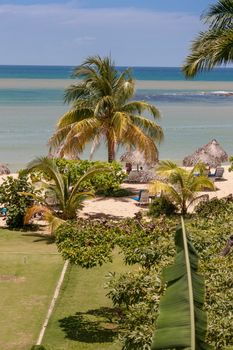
left=149, top=161, right=215, bottom=215
left=22, top=157, right=110, bottom=231
left=49, top=56, right=163, bottom=163
left=183, top=0, right=233, bottom=77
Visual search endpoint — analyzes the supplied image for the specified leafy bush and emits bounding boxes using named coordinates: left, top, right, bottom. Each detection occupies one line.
left=0, top=174, right=35, bottom=228
left=106, top=270, right=163, bottom=350
left=148, top=196, right=177, bottom=217
left=55, top=220, right=117, bottom=268
left=31, top=158, right=126, bottom=196
left=107, top=214, right=232, bottom=349
left=54, top=212, right=233, bottom=349
left=195, top=195, right=233, bottom=218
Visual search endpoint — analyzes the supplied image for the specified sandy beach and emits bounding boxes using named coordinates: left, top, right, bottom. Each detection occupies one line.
left=0, top=166, right=232, bottom=223
left=79, top=165, right=233, bottom=219
left=0, top=78, right=232, bottom=91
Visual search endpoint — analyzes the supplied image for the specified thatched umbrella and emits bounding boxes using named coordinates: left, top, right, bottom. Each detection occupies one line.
left=203, top=139, right=228, bottom=161
left=120, top=150, right=156, bottom=170
left=0, top=163, right=10, bottom=175
left=183, top=139, right=228, bottom=167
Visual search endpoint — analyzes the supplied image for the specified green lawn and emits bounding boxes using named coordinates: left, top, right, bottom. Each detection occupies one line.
left=0, top=228, right=63, bottom=350
left=43, top=251, right=130, bottom=350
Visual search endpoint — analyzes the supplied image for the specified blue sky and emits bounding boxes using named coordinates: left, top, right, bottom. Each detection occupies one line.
left=0, top=0, right=214, bottom=66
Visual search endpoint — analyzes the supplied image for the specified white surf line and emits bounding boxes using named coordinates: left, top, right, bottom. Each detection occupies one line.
left=36, top=260, right=69, bottom=345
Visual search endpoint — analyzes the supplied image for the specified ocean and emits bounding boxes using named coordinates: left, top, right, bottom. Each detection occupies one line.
left=0, top=65, right=232, bottom=171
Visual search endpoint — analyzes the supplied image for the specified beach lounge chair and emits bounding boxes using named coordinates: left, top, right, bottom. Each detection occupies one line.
left=137, top=190, right=150, bottom=206
left=132, top=189, right=143, bottom=202
left=208, top=166, right=224, bottom=180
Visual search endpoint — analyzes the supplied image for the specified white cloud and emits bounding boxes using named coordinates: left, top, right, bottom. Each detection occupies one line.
left=0, top=3, right=202, bottom=65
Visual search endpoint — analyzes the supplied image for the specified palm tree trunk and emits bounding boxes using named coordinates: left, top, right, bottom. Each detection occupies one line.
left=107, top=137, right=116, bottom=163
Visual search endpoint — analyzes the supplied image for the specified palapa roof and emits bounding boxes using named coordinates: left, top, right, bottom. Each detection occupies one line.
left=0, top=163, right=10, bottom=175
left=120, top=150, right=156, bottom=166
left=183, top=139, right=228, bottom=167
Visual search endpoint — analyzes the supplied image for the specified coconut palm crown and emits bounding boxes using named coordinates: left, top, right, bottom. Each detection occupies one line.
left=49, top=55, right=163, bottom=163
left=183, top=0, right=233, bottom=77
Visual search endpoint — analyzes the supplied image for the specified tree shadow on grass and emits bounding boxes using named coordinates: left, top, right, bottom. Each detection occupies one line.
left=59, top=307, right=119, bottom=343
left=22, top=232, right=55, bottom=244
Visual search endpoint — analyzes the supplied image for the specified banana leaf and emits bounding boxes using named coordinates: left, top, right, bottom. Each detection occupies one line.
left=151, top=217, right=213, bottom=350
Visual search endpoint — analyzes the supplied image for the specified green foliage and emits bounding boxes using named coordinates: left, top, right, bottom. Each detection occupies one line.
left=55, top=220, right=116, bottom=268
left=151, top=219, right=212, bottom=349
left=116, top=217, right=177, bottom=269
left=228, top=155, right=233, bottom=172
left=52, top=209, right=232, bottom=349
left=30, top=346, right=47, bottom=350
left=104, top=212, right=233, bottom=349
left=32, top=158, right=126, bottom=195
left=0, top=174, right=35, bottom=228
left=182, top=0, right=233, bottom=77
left=195, top=195, right=233, bottom=218
left=106, top=270, right=163, bottom=350
left=148, top=196, right=177, bottom=217
left=49, top=55, right=163, bottom=163
left=150, top=160, right=215, bottom=214
left=187, top=216, right=233, bottom=349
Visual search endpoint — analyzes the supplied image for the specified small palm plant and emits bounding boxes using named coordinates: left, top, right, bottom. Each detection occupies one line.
left=21, top=157, right=110, bottom=231
left=149, top=161, right=215, bottom=215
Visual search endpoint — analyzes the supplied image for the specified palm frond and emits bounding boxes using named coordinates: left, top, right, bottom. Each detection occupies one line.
left=202, top=0, right=233, bottom=29
left=151, top=218, right=213, bottom=349
left=18, top=191, right=46, bottom=205
left=24, top=205, right=52, bottom=225
left=190, top=176, right=215, bottom=192
left=183, top=28, right=233, bottom=77
left=122, top=124, right=159, bottom=163
left=149, top=180, right=182, bottom=205
left=129, top=115, right=163, bottom=142
left=156, top=160, right=180, bottom=176
left=26, top=157, right=65, bottom=204
left=57, top=107, right=94, bottom=129
left=122, top=101, right=160, bottom=119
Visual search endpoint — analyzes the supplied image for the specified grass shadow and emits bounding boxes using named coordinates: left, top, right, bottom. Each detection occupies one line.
left=59, top=307, right=119, bottom=343
left=22, top=232, right=55, bottom=244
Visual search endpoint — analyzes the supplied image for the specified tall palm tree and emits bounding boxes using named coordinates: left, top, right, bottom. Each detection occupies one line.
left=183, top=0, right=233, bottom=77
left=21, top=157, right=110, bottom=231
left=49, top=56, right=163, bottom=163
left=149, top=161, right=215, bottom=215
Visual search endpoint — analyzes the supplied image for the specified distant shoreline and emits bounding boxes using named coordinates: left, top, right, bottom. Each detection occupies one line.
left=0, top=78, right=233, bottom=91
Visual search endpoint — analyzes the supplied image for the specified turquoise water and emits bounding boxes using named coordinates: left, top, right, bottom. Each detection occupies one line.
left=0, top=66, right=232, bottom=171
left=0, top=65, right=232, bottom=81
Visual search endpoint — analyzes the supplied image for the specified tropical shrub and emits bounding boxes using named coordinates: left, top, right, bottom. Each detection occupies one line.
left=31, top=158, right=126, bottom=195
left=148, top=196, right=177, bottom=217
left=110, top=215, right=233, bottom=349
left=55, top=220, right=117, bottom=268
left=0, top=174, right=35, bottom=228
left=229, top=156, right=233, bottom=172
left=195, top=195, right=233, bottom=218
left=53, top=213, right=233, bottom=349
